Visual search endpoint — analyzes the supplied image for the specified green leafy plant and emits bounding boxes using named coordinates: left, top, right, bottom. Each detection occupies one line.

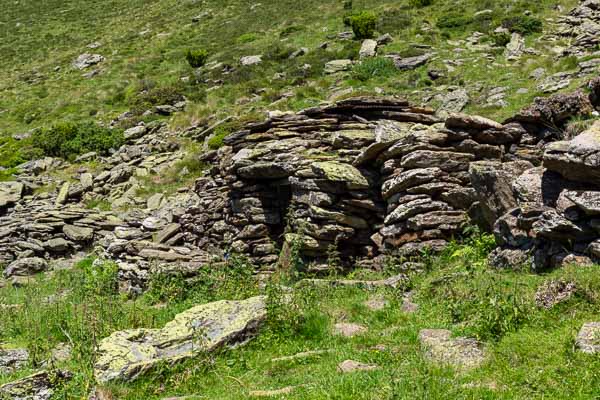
left=352, top=57, right=397, bottom=81
left=32, top=122, right=124, bottom=160
left=492, top=31, right=512, bottom=47
left=185, top=49, right=209, bottom=68
left=346, top=11, right=378, bottom=39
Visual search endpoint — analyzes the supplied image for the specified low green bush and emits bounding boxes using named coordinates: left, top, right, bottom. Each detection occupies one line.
left=346, top=11, right=378, bottom=39
left=32, top=122, right=124, bottom=160
left=436, top=13, right=473, bottom=29
left=185, top=49, right=208, bottom=68
left=352, top=57, right=397, bottom=81
left=502, top=15, right=542, bottom=35
left=409, top=0, right=433, bottom=7
left=130, top=85, right=185, bottom=114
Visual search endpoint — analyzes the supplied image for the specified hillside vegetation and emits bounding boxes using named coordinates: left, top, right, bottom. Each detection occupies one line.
left=0, top=0, right=586, bottom=170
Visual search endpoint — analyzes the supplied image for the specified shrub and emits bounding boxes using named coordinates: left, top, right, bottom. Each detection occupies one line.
left=346, top=11, right=378, bottom=39
left=207, top=126, right=230, bottom=150
left=352, top=57, right=397, bottom=81
left=502, top=16, right=542, bottom=35
left=32, top=122, right=124, bottom=160
left=409, top=0, right=433, bottom=7
left=265, top=43, right=295, bottom=61
left=279, top=25, right=304, bottom=38
left=492, top=31, right=512, bottom=47
left=185, top=49, right=208, bottom=68
left=130, top=85, right=184, bottom=114
left=437, top=13, right=473, bottom=29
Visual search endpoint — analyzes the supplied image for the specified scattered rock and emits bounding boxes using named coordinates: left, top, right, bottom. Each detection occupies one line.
left=0, top=348, right=29, bottom=374
left=325, top=59, right=353, bottom=74
left=0, top=370, right=72, bottom=400
left=418, top=329, right=486, bottom=370
left=240, top=55, right=263, bottom=66
left=535, top=280, right=576, bottom=309
left=337, top=359, right=379, bottom=373
left=333, top=323, right=367, bottom=337
left=364, top=296, right=388, bottom=311
left=249, top=386, right=297, bottom=397
left=73, top=53, right=105, bottom=70
left=576, top=322, right=600, bottom=354
left=359, top=39, right=378, bottom=58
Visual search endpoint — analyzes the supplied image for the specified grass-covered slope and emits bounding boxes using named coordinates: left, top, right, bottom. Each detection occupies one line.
left=0, top=0, right=589, bottom=169
left=1, top=236, right=599, bottom=399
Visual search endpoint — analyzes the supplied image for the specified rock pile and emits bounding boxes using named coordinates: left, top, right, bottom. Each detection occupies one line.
left=556, top=0, right=600, bottom=55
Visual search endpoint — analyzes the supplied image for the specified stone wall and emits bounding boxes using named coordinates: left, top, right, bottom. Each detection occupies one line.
left=179, top=97, right=551, bottom=271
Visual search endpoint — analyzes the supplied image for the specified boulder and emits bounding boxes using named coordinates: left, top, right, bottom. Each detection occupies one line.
left=337, top=359, right=379, bottom=373
left=55, top=182, right=70, bottom=205
left=469, top=161, right=533, bottom=229
left=512, top=89, right=593, bottom=126
left=505, top=33, right=525, bottom=60
left=124, top=125, right=147, bottom=141
left=94, top=296, right=267, bottom=383
left=391, top=53, right=434, bottom=70
left=4, top=257, right=48, bottom=277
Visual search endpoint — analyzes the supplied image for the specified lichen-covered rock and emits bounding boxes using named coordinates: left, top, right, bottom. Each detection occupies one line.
left=311, top=162, right=369, bottom=189
left=94, top=296, right=267, bottom=383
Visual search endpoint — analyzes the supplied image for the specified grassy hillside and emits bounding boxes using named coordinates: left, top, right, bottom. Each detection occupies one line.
left=0, top=0, right=586, bottom=170
left=1, top=236, right=599, bottom=399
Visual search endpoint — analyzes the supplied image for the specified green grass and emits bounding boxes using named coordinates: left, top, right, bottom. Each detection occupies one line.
left=1, top=235, right=599, bottom=399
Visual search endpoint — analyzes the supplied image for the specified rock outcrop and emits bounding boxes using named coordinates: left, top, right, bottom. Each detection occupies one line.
left=94, top=296, right=266, bottom=383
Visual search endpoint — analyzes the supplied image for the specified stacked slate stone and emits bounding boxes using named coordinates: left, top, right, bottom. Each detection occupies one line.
left=489, top=120, right=600, bottom=270
left=354, top=114, right=521, bottom=257
left=474, top=80, right=600, bottom=270
left=0, top=202, right=122, bottom=278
